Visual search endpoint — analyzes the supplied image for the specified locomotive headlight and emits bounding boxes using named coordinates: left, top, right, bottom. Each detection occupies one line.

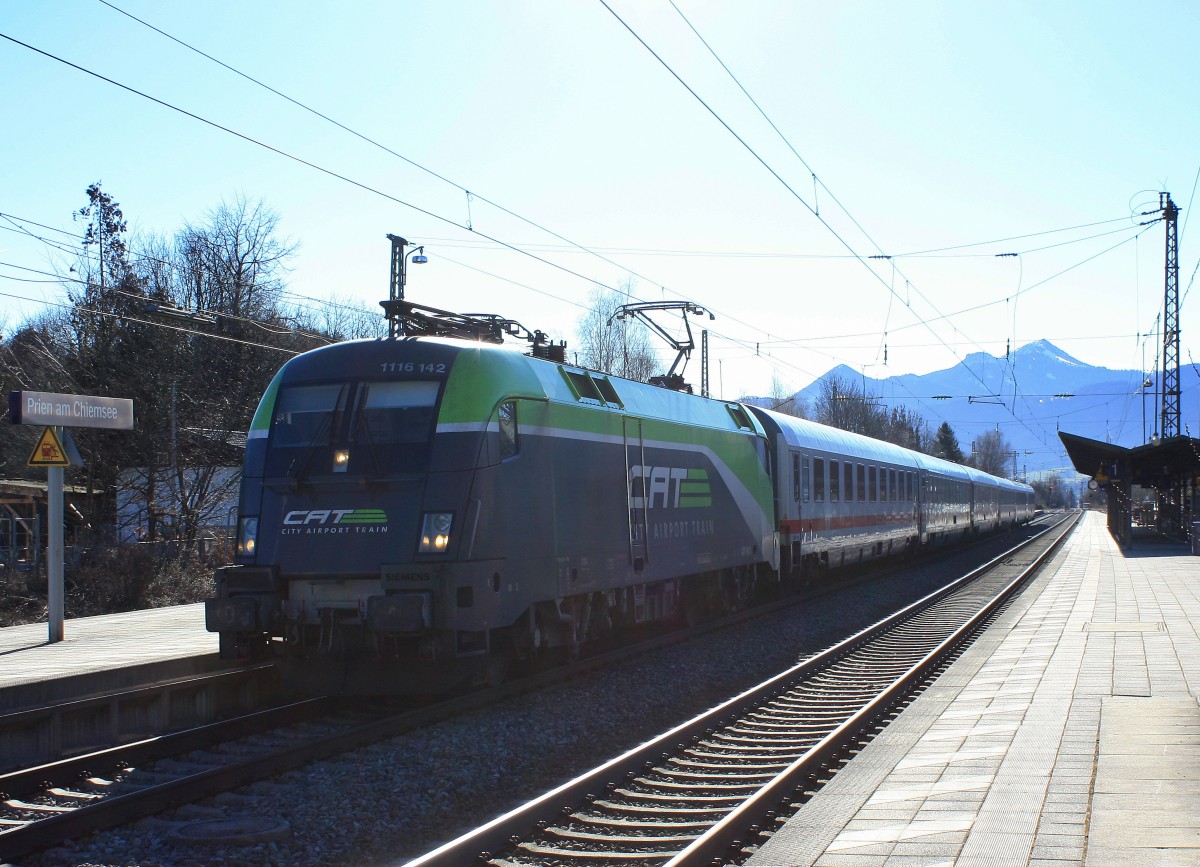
left=237, top=516, right=259, bottom=558
left=333, top=449, right=350, bottom=472
left=418, top=512, right=453, bottom=553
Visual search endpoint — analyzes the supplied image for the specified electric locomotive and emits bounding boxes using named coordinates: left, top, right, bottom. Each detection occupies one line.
left=206, top=326, right=778, bottom=693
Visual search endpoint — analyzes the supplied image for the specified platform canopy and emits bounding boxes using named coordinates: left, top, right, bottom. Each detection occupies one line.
left=1059, top=431, right=1200, bottom=486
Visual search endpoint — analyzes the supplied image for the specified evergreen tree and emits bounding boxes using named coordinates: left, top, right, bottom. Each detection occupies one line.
left=933, top=421, right=966, bottom=464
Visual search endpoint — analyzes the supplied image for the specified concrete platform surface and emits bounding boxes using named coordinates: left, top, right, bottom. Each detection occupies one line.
left=749, top=510, right=1200, bottom=866
left=0, top=602, right=222, bottom=712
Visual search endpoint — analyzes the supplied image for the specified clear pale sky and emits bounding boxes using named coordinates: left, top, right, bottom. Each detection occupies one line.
left=2, top=0, right=1198, bottom=407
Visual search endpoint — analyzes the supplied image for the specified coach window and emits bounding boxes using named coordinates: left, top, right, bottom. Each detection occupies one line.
left=813, top=457, right=825, bottom=501
left=801, top=454, right=812, bottom=503
left=869, top=466, right=878, bottom=501
left=856, top=463, right=866, bottom=502
left=498, top=400, right=518, bottom=459
left=792, top=453, right=801, bottom=502
left=890, top=468, right=898, bottom=501
left=829, top=460, right=840, bottom=502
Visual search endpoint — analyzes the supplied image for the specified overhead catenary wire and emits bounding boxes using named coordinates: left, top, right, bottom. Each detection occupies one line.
left=0, top=13, right=1170, bottom=466
left=595, top=0, right=1135, bottom=459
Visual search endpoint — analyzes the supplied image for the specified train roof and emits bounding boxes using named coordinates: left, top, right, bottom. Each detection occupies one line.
left=747, top=405, right=1032, bottom=492
left=747, top=405, right=925, bottom=469
left=267, top=336, right=766, bottom=437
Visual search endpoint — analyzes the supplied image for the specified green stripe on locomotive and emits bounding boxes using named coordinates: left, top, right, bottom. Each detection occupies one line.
left=435, top=344, right=775, bottom=541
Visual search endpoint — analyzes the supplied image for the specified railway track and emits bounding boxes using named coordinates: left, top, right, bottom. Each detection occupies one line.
left=0, top=519, right=1059, bottom=863
left=406, top=512, right=1078, bottom=867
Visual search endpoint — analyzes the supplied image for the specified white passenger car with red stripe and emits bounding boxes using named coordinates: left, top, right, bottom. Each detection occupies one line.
left=747, top=407, right=1034, bottom=581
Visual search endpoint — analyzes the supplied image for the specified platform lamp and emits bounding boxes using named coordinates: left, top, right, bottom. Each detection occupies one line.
left=386, top=234, right=429, bottom=337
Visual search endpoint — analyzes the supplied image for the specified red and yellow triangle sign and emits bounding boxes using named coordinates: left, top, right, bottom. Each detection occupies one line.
left=28, top=426, right=70, bottom=467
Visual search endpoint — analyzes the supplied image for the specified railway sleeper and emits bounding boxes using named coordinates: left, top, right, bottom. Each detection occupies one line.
left=567, top=812, right=714, bottom=831
left=685, top=745, right=808, bottom=761
left=706, top=732, right=820, bottom=748
left=542, top=825, right=701, bottom=846
left=610, top=787, right=749, bottom=806
left=637, top=776, right=765, bottom=794
left=668, top=757, right=790, bottom=773
left=654, top=767, right=778, bottom=783
left=512, top=842, right=681, bottom=860
left=590, top=798, right=731, bottom=816
left=729, top=720, right=835, bottom=735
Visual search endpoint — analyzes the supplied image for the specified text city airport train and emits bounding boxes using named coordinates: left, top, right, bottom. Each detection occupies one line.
left=205, top=326, right=1034, bottom=693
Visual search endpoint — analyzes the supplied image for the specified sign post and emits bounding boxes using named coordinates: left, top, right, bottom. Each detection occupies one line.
left=11, top=391, right=134, bottom=644
left=47, top=462, right=64, bottom=642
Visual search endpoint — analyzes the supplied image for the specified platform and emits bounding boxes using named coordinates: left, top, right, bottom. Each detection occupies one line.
left=749, top=509, right=1200, bottom=866
left=0, top=602, right=222, bottom=712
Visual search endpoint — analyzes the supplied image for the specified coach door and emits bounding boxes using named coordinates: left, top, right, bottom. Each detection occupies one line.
left=624, top=416, right=648, bottom=571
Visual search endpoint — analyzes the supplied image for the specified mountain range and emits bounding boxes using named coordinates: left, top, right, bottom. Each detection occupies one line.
left=782, top=339, right=1199, bottom=479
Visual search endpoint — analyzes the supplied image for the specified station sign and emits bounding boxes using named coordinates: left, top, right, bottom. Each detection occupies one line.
left=9, top=390, right=134, bottom=430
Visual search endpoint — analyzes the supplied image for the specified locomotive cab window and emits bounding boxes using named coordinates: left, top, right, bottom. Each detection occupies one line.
left=355, top=381, right=440, bottom=445
left=272, top=384, right=346, bottom=448
left=498, top=400, right=518, bottom=459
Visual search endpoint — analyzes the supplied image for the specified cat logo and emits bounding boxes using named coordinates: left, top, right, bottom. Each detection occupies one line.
left=283, top=508, right=388, bottom=526
left=628, top=465, right=712, bottom=509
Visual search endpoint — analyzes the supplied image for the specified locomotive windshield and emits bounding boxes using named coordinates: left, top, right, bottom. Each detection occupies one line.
left=353, top=381, right=439, bottom=445
left=265, top=379, right=441, bottom=477
left=272, top=384, right=346, bottom=448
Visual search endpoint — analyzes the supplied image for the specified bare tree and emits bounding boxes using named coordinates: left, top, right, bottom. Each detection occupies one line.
left=814, top=375, right=885, bottom=437
left=176, top=195, right=296, bottom=319
left=291, top=293, right=387, bottom=342
left=969, top=428, right=1013, bottom=477
left=767, top=374, right=806, bottom=417
left=575, top=282, right=659, bottom=381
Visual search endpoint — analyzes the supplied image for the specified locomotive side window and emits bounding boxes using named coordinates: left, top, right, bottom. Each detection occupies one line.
left=273, top=384, right=346, bottom=447
left=829, top=460, right=840, bottom=502
left=357, top=381, right=439, bottom=444
left=813, top=457, right=825, bottom=501
left=498, top=400, right=518, bottom=459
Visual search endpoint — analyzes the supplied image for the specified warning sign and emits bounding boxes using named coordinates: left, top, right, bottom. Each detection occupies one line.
left=28, top=426, right=70, bottom=467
